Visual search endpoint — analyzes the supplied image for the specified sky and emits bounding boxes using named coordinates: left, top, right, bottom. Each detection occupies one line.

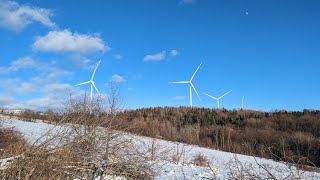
left=0, top=0, right=320, bottom=111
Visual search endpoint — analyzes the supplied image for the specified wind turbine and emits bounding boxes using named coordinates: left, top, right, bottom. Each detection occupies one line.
left=75, top=60, right=101, bottom=113
left=203, top=90, right=232, bottom=109
left=169, top=63, right=202, bottom=107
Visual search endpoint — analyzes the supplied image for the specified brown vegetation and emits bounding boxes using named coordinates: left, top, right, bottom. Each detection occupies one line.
left=0, top=90, right=156, bottom=179
left=0, top=128, right=27, bottom=160
left=113, top=107, right=320, bottom=168
left=3, top=106, right=320, bottom=169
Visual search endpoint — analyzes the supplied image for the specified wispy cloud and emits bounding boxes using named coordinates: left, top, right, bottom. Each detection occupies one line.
left=110, top=74, right=126, bottom=83
left=113, top=54, right=123, bottom=60
left=0, top=57, right=35, bottom=73
left=0, top=0, right=56, bottom=31
left=0, top=57, right=74, bottom=111
left=0, top=95, right=16, bottom=106
left=32, top=29, right=109, bottom=54
left=4, top=95, right=67, bottom=112
left=170, top=49, right=179, bottom=56
left=0, top=57, right=72, bottom=76
left=179, top=0, right=196, bottom=6
left=172, top=95, right=186, bottom=100
left=0, top=80, right=74, bottom=111
left=143, top=51, right=166, bottom=62
left=0, top=79, right=38, bottom=94
left=143, top=50, right=179, bottom=62
left=68, top=54, right=96, bottom=70
left=43, top=83, right=73, bottom=93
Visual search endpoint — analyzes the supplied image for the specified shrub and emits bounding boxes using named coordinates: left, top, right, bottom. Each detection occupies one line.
left=192, top=153, right=208, bottom=167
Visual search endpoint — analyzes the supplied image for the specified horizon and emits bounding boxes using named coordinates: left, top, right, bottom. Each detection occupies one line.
left=1, top=0, right=320, bottom=111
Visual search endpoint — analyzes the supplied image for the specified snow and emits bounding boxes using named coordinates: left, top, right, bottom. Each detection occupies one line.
left=1, top=114, right=320, bottom=179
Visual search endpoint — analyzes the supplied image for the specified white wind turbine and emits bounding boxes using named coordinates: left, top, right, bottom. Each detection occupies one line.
left=241, top=96, right=244, bottom=109
left=169, top=63, right=202, bottom=107
left=203, top=90, right=232, bottom=109
left=75, top=60, right=101, bottom=113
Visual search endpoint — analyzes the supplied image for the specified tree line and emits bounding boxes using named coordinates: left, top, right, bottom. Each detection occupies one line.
left=113, top=107, right=320, bottom=168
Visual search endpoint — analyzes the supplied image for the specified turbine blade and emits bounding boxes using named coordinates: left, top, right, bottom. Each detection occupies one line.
left=203, top=92, right=217, bottom=100
left=190, top=82, right=201, bottom=101
left=218, top=90, right=232, bottom=100
left=168, top=81, right=189, bottom=84
left=75, top=81, right=91, bottom=86
left=190, top=62, right=202, bottom=81
left=92, top=82, right=100, bottom=94
left=91, top=60, right=101, bottom=80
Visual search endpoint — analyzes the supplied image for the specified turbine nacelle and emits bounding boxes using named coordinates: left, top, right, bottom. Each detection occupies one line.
left=203, top=90, right=232, bottom=109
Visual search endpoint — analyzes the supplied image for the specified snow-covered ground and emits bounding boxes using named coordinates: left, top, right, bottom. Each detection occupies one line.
left=1, top=114, right=320, bottom=179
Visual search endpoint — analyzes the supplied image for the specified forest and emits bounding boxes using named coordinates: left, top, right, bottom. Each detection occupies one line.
left=113, top=107, right=320, bottom=168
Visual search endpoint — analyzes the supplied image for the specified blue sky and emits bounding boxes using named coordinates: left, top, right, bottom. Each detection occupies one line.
left=0, top=0, right=320, bottom=111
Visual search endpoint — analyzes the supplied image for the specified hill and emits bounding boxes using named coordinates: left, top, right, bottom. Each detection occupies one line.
left=1, top=114, right=320, bottom=179
left=113, top=107, right=320, bottom=168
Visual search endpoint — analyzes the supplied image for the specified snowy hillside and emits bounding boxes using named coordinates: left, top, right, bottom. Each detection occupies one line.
left=1, top=114, right=319, bottom=179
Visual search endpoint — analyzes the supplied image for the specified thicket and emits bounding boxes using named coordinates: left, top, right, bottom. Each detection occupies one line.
left=113, top=107, right=320, bottom=168
left=0, top=92, right=156, bottom=179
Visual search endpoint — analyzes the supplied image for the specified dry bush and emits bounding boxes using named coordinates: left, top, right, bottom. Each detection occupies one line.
left=0, top=128, right=27, bottom=159
left=62, top=90, right=156, bottom=179
left=171, top=143, right=192, bottom=165
left=192, top=153, right=208, bottom=167
left=1, top=145, right=84, bottom=179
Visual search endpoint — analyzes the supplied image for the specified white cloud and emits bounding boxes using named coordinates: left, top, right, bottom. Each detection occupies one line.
left=11, top=57, right=35, bottom=68
left=0, top=82, right=73, bottom=111
left=14, top=82, right=38, bottom=93
left=0, top=79, right=38, bottom=94
left=0, top=57, right=73, bottom=94
left=143, top=51, right=166, bottom=62
left=179, top=0, right=196, bottom=5
left=44, top=83, right=73, bottom=93
left=170, top=49, right=179, bottom=56
left=68, top=54, right=96, bottom=70
left=0, top=57, right=35, bottom=73
left=7, top=96, right=65, bottom=111
left=0, top=57, right=75, bottom=111
left=0, top=0, right=56, bottom=31
left=0, top=95, right=16, bottom=106
left=110, top=74, right=126, bottom=83
left=113, top=54, right=122, bottom=60
left=32, top=29, right=109, bottom=54
left=47, top=70, right=73, bottom=80
left=127, top=87, right=134, bottom=91
left=172, top=95, right=186, bottom=100
left=0, top=57, right=74, bottom=79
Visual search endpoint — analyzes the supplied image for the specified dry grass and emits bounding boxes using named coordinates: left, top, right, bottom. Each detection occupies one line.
left=0, top=128, right=27, bottom=159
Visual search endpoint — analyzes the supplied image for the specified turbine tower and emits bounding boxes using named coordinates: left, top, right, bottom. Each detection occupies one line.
left=241, top=96, right=244, bottom=109
left=203, top=90, right=232, bottom=109
left=169, top=63, right=202, bottom=107
left=75, top=60, right=101, bottom=113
